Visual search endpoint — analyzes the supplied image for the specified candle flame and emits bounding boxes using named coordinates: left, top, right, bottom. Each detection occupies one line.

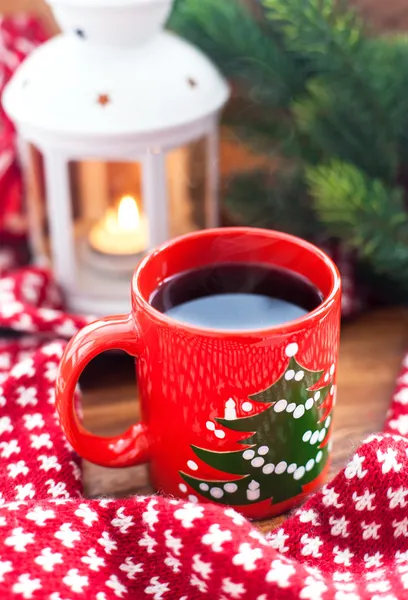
left=104, top=195, right=140, bottom=234
left=89, top=193, right=146, bottom=256
left=117, top=195, right=140, bottom=231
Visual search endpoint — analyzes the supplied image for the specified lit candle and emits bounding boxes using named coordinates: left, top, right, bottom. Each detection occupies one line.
left=89, top=194, right=148, bottom=255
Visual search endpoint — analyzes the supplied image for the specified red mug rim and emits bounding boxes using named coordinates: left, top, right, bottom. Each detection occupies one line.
left=132, top=227, right=341, bottom=337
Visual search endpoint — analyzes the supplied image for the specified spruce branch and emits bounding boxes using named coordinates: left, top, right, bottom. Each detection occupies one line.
left=172, top=0, right=408, bottom=296
left=170, top=0, right=305, bottom=107
left=224, top=167, right=323, bottom=239
left=293, top=79, right=399, bottom=180
left=225, top=110, right=300, bottom=157
left=307, top=161, right=408, bottom=287
left=263, top=0, right=364, bottom=64
left=263, top=0, right=399, bottom=176
left=366, top=37, right=408, bottom=165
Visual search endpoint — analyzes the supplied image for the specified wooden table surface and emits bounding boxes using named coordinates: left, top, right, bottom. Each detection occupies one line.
left=80, top=307, right=408, bottom=534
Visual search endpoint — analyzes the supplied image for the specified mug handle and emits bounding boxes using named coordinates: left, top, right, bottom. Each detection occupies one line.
left=55, top=313, right=150, bottom=468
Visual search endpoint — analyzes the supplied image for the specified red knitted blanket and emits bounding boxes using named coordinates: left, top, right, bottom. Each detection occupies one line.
left=0, top=266, right=406, bottom=600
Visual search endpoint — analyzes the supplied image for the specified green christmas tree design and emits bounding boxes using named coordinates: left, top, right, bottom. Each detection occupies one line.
left=180, top=344, right=334, bottom=506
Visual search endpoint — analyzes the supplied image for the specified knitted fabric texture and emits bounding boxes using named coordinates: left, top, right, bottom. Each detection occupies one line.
left=0, top=16, right=47, bottom=239
left=0, top=266, right=407, bottom=600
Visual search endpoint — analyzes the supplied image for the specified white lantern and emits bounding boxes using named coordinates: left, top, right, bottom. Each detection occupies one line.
left=3, top=0, right=229, bottom=315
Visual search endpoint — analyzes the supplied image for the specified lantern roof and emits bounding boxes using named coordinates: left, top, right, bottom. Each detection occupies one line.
left=3, top=0, right=229, bottom=143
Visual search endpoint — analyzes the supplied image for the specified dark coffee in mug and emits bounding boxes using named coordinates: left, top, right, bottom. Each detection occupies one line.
left=150, top=263, right=323, bottom=330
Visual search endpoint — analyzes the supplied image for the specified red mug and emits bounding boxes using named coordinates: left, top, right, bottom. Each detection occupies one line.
left=56, top=227, right=341, bottom=520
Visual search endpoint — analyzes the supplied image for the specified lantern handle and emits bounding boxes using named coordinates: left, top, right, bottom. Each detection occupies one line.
left=55, top=314, right=150, bottom=468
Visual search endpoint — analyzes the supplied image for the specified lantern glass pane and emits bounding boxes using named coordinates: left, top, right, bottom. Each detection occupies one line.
left=167, top=136, right=210, bottom=238
left=67, top=159, right=147, bottom=307
left=25, top=143, right=49, bottom=263
left=68, top=158, right=148, bottom=256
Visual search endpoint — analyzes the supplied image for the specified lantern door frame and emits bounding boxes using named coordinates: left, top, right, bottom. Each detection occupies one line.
left=17, top=113, right=220, bottom=315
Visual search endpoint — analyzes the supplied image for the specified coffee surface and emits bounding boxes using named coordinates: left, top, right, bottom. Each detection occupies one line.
left=150, top=263, right=323, bottom=331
